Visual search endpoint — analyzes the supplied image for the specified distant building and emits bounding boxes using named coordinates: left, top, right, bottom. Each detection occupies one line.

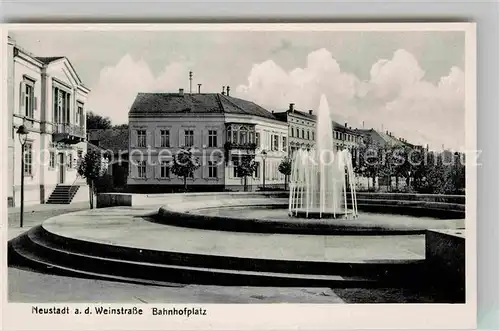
left=87, top=128, right=129, bottom=188
left=357, top=129, right=421, bottom=149
left=7, top=36, right=90, bottom=206
left=274, top=103, right=363, bottom=154
left=127, top=88, right=288, bottom=192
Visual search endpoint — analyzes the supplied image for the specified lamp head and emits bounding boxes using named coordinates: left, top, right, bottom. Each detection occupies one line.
left=261, top=150, right=267, bottom=159
left=17, top=125, right=29, bottom=145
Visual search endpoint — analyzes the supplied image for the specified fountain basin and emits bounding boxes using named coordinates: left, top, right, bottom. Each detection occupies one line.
left=290, top=208, right=356, bottom=219
left=155, top=196, right=464, bottom=235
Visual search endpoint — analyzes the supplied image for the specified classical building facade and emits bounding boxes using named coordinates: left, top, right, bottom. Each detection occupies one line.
left=274, top=103, right=363, bottom=154
left=127, top=89, right=288, bottom=191
left=7, top=36, right=90, bottom=206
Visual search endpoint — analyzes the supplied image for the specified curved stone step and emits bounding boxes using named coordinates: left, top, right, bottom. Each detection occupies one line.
left=10, top=229, right=381, bottom=288
left=35, top=224, right=423, bottom=282
left=8, top=236, right=185, bottom=288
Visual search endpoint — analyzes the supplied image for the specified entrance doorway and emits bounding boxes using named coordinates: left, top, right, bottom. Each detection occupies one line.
left=58, top=153, right=65, bottom=184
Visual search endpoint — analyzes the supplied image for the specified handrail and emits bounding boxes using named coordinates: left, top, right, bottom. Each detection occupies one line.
left=67, top=174, right=80, bottom=201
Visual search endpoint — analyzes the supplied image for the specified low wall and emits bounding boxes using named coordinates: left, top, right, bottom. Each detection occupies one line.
left=97, top=191, right=465, bottom=218
left=97, top=191, right=288, bottom=209
left=425, top=229, right=466, bottom=302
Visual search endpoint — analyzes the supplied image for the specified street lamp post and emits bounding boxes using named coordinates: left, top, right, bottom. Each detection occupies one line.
left=17, top=125, right=29, bottom=228
left=261, top=150, right=267, bottom=191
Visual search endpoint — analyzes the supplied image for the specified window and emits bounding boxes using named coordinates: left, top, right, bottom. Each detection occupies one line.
left=312, top=132, right=315, bottom=141
left=301, top=129, right=305, bottom=139
left=23, top=81, right=35, bottom=119
left=239, top=127, right=248, bottom=144
left=160, top=161, right=170, bottom=178
left=255, top=132, right=260, bottom=148
left=307, top=131, right=310, bottom=140
left=76, top=103, right=83, bottom=126
left=184, top=129, right=194, bottom=147
left=272, top=135, right=279, bottom=151
left=137, top=130, right=146, bottom=147
left=227, top=127, right=232, bottom=141
left=290, top=127, right=294, bottom=137
left=138, top=160, right=147, bottom=178
left=67, top=153, right=72, bottom=169
left=232, top=158, right=239, bottom=177
left=160, top=130, right=170, bottom=147
left=53, top=87, right=71, bottom=124
left=282, top=137, right=287, bottom=152
left=49, top=151, right=55, bottom=169
left=208, top=161, right=217, bottom=178
left=254, top=161, right=260, bottom=178
left=24, top=142, right=33, bottom=176
left=296, top=128, right=299, bottom=138
left=77, top=150, right=83, bottom=167
left=208, top=130, right=217, bottom=147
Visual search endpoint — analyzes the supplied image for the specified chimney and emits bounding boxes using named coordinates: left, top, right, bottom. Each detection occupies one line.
left=272, top=110, right=274, bottom=114
left=308, top=109, right=313, bottom=115
left=386, top=130, right=389, bottom=135
left=345, top=122, right=348, bottom=128
left=289, top=103, right=295, bottom=112
left=222, top=86, right=226, bottom=95
left=226, top=86, right=230, bottom=96
left=189, top=71, right=193, bottom=94
left=198, top=84, right=202, bottom=94
left=179, top=88, right=184, bottom=95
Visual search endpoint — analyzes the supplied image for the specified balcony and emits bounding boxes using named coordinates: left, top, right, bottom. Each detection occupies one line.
left=53, top=123, right=85, bottom=144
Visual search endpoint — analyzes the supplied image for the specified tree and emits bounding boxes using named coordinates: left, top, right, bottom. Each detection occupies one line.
left=170, top=148, right=200, bottom=192
left=86, top=111, right=112, bottom=131
left=113, top=123, right=129, bottom=130
left=77, top=149, right=108, bottom=209
left=354, top=137, right=383, bottom=190
left=234, top=156, right=257, bottom=192
left=278, top=156, right=292, bottom=191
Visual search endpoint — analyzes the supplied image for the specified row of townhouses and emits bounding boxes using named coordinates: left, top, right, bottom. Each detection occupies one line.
left=7, top=36, right=90, bottom=207
left=7, top=37, right=417, bottom=206
left=125, top=88, right=366, bottom=192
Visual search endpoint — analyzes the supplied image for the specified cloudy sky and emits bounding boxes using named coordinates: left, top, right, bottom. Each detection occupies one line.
left=10, top=29, right=466, bottom=150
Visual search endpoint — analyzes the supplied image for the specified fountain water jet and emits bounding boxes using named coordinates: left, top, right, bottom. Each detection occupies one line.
left=289, top=95, right=358, bottom=219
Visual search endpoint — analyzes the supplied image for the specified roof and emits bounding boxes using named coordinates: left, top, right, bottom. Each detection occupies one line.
left=273, top=109, right=360, bottom=135
left=87, top=128, right=129, bottom=153
left=357, top=129, right=411, bottom=147
left=35, top=56, right=65, bottom=64
left=129, top=92, right=277, bottom=120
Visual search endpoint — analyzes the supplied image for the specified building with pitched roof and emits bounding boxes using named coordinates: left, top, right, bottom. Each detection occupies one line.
left=127, top=87, right=288, bottom=191
left=87, top=128, right=129, bottom=188
left=273, top=103, right=363, bottom=154
left=7, top=36, right=90, bottom=206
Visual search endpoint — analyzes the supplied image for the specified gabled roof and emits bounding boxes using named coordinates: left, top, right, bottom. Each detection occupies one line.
left=129, top=92, right=277, bottom=120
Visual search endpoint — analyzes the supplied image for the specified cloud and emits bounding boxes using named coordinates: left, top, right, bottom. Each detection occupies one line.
left=235, top=48, right=465, bottom=150
left=88, top=48, right=465, bottom=151
left=86, top=54, right=191, bottom=124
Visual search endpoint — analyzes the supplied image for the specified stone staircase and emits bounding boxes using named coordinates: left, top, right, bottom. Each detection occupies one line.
left=46, top=185, right=80, bottom=204
left=8, top=224, right=427, bottom=289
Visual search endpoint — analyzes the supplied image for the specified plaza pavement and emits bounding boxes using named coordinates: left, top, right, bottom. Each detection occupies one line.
left=6, top=201, right=89, bottom=240
left=7, top=202, right=346, bottom=303
left=6, top=202, right=444, bottom=303
left=43, top=206, right=426, bottom=262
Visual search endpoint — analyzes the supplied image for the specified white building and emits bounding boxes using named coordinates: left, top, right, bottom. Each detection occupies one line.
left=127, top=88, right=288, bottom=191
left=7, top=36, right=90, bottom=206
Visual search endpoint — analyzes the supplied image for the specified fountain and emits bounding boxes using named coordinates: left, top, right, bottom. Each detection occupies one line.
left=289, top=95, right=358, bottom=219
